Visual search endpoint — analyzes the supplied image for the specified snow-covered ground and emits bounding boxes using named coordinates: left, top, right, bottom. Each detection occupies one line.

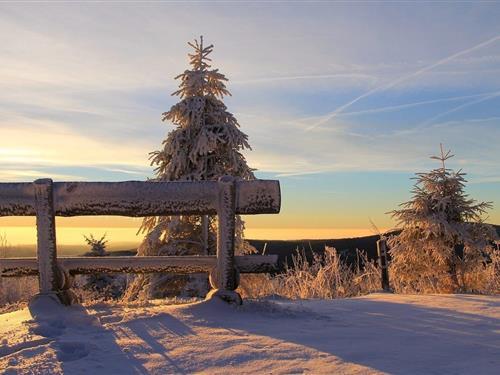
left=0, top=293, right=499, bottom=374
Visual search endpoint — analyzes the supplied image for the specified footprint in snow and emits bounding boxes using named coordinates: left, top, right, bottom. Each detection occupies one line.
left=28, top=319, right=66, bottom=338
left=98, top=314, right=123, bottom=324
left=52, top=341, right=90, bottom=362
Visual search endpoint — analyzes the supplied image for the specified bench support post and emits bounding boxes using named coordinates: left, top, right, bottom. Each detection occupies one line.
left=33, top=178, right=75, bottom=305
left=208, top=176, right=242, bottom=304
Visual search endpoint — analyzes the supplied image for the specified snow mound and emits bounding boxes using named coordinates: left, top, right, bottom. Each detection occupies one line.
left=1, top=293, right=499, bottom=374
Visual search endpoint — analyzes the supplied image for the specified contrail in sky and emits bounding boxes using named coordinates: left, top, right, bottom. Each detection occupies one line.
left=306, top=34, right=500, bottom=131
left=237, top=91, right=499, bottom=131
left=337, top=92, right=499, bottom=117
left=415, top=90, right=500, bottom=128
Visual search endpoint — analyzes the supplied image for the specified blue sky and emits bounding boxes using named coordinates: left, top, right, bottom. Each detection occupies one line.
left=0, top=2, right=499, bottom=239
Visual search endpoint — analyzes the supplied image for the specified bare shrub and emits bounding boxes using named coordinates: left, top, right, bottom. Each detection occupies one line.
left=238, top=274, right=275, bottom=299
left=239, top=247, right=380, bottom=299
left=0, top=232, right=9, bottom=258
left=0, top=277, right=39, bottom=311
left=483, top=242, right=500, bottom=293
left=1, top=234, right=38, bottom=310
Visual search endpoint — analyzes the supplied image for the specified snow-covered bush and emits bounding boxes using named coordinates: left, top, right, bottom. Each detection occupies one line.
left=79, top=233, right=126, bottom=301
left=83, top=233, right=108, bottom=257
left=388, top=146, right=498, bottom=293
left=239, top=247, right=380, bottom=299
left=126, top=36, right=256, bottom=300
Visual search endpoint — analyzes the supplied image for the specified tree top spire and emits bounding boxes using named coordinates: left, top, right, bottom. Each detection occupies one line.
left=172, top=36, right=230, bottom=99
left=187, top=35, right=213, bottom=72
left=430, top=143, right=454, bottom=170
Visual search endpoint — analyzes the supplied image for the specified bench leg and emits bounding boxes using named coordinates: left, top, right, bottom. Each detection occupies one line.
left=207, top=176, right=242, bottom=305
left=32, top=179, right=76, bottom=305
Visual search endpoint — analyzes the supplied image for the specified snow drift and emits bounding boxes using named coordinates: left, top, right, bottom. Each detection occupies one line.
left=0, top=293, right=499, bottom=374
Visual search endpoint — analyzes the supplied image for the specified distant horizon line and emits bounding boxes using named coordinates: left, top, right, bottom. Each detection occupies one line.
left=0, top=226, right=394, bottom=245
left=2, top=224, right=497, bottom=247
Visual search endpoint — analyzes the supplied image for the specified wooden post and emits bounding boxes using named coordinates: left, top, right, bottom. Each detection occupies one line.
left=32, top=179, right=76, bottom=306
left=207, top=176, right=241, bottom=304
left=376, top=239, right=391, bottom=292
left=34, top=179, right=60, bottom=295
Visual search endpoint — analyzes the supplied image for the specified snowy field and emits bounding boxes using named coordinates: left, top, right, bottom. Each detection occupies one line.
left=0, top=293, right=499, bottom=374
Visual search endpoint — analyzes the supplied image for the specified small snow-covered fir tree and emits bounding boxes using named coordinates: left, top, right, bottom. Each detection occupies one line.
left=81, top=233, right=125, bottom=300
left=388, top=145, right=497, bottom=293
left=125, top=37, right=255, bottom=300
left=83, top=233, right=108, bottom=257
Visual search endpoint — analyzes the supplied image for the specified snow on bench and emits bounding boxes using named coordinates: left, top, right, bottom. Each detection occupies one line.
left=0, top=176, right=281, bottom=305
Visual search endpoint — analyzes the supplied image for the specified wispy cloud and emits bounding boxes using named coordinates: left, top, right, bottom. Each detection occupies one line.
left=306, top=34, right=500, bottom=131
left=276, top=170, right=335, bottom=178
left=0, top=3, right=499, bottom=229
left=245, top=112, right=500, bottom=179
left=317, top=91, right=500, bottom=119
left=101, top=167, right=147, bottom=175
left=416, top=91, right=500, bottom=127
left=0, top=169, right=86, bottom=181
left=468, top=176, right=500, bottom=184
left=232, top=73, right=376, bottom=85
left=0, top=117, right=152, bottom=169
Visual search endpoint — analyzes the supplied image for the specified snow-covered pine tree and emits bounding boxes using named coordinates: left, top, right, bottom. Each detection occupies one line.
left=81, top=233, right=125, bottom=300
left=388, top=145, right=497, bottom=293
left=83, top=233, right=108, bottom=257
left=125, top=37, right=255, bottom=300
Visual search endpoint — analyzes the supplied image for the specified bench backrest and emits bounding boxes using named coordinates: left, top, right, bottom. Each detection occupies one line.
left=0, top=177, right=280, bottom=303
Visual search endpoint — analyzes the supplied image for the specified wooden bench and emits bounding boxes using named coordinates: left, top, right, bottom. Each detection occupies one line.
left=0, top=176, right=280, bottom=305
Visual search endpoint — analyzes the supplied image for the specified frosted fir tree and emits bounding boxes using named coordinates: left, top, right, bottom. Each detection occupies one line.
left=125, top=37, right=255, bottom=300
left=388, top=145, right=497, bottom=293
left=83, top=233, right=108, bottom=257
left=82, top=233, right=125, bottom=299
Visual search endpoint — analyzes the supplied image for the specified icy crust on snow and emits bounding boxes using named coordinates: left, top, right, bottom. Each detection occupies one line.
left=1, top=294, right=499, bottom=374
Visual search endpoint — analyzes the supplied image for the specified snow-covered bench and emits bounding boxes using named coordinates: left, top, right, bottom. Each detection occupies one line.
left=0, top=176, right=280, bottom=305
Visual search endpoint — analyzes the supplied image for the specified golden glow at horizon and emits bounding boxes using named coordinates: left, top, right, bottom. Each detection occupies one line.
left=0, top=215, right=390, bottom=243
left=0, top=225, right=386, bottom=245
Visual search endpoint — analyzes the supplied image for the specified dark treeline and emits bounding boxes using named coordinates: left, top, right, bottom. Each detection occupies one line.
left=249, top=225, right=500, bottom=271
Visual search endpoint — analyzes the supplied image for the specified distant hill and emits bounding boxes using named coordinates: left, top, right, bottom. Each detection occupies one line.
left=248, top=224, right=500, bottom=270
left=107, top=224, right=499, bottom=271
left=248, top=234, right=385, bottom=269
